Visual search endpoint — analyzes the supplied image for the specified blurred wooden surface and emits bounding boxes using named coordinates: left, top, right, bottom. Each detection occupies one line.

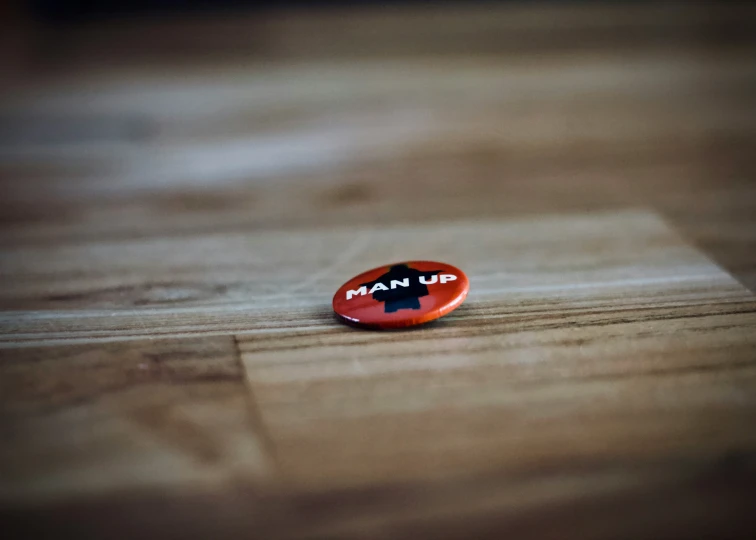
left=1, top=3, right=756, bottom=539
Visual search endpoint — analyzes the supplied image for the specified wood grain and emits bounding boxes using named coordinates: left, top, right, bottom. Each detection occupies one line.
left=0, top=211, right=750, bottom=346
left=237, top=212, right=756, bottom=489
left=1, top=2, right=756, bottom=539
left=0, top=337, right=270, bottom=501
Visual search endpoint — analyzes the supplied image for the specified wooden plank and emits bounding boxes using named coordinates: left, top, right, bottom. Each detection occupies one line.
left=243, top=316, right=756, bottom=486
left=222, top=211, right=756, bottom=491
left=239, top=233, right=756, bottom=488
left=3, top=454, right=756, bottom=540
left=1, top=210, right=752, bottom=346
left=1, top=138, right=754, bottom=246
left=2, top=50, right=754, bottom=272
left=0, top=337, right=271, bottom=502
left=633, top=179, right=756, bottom=291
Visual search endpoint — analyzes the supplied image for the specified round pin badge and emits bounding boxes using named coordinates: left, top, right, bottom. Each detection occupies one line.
left=333, top=261, right=469, bottom=329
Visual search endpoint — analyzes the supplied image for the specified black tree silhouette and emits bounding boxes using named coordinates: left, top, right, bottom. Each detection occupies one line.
left=360, top=264, right=442, bottom=313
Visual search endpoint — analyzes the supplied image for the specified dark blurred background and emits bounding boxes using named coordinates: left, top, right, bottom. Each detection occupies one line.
left=34, top=0, right=477, bottom=20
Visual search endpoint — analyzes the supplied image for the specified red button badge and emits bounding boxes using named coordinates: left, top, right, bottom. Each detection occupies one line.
left=333, top=261, right=469, bottom=329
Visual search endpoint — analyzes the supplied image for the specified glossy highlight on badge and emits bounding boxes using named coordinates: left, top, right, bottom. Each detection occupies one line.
left=333, top=261, right=469, bottom=329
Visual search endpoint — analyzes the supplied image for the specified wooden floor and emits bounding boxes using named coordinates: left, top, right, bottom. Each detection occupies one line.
left=1, top=3, right=756, bottom=539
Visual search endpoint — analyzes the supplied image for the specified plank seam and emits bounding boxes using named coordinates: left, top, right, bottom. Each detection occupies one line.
left=231, top=334, right=282, bottom=477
